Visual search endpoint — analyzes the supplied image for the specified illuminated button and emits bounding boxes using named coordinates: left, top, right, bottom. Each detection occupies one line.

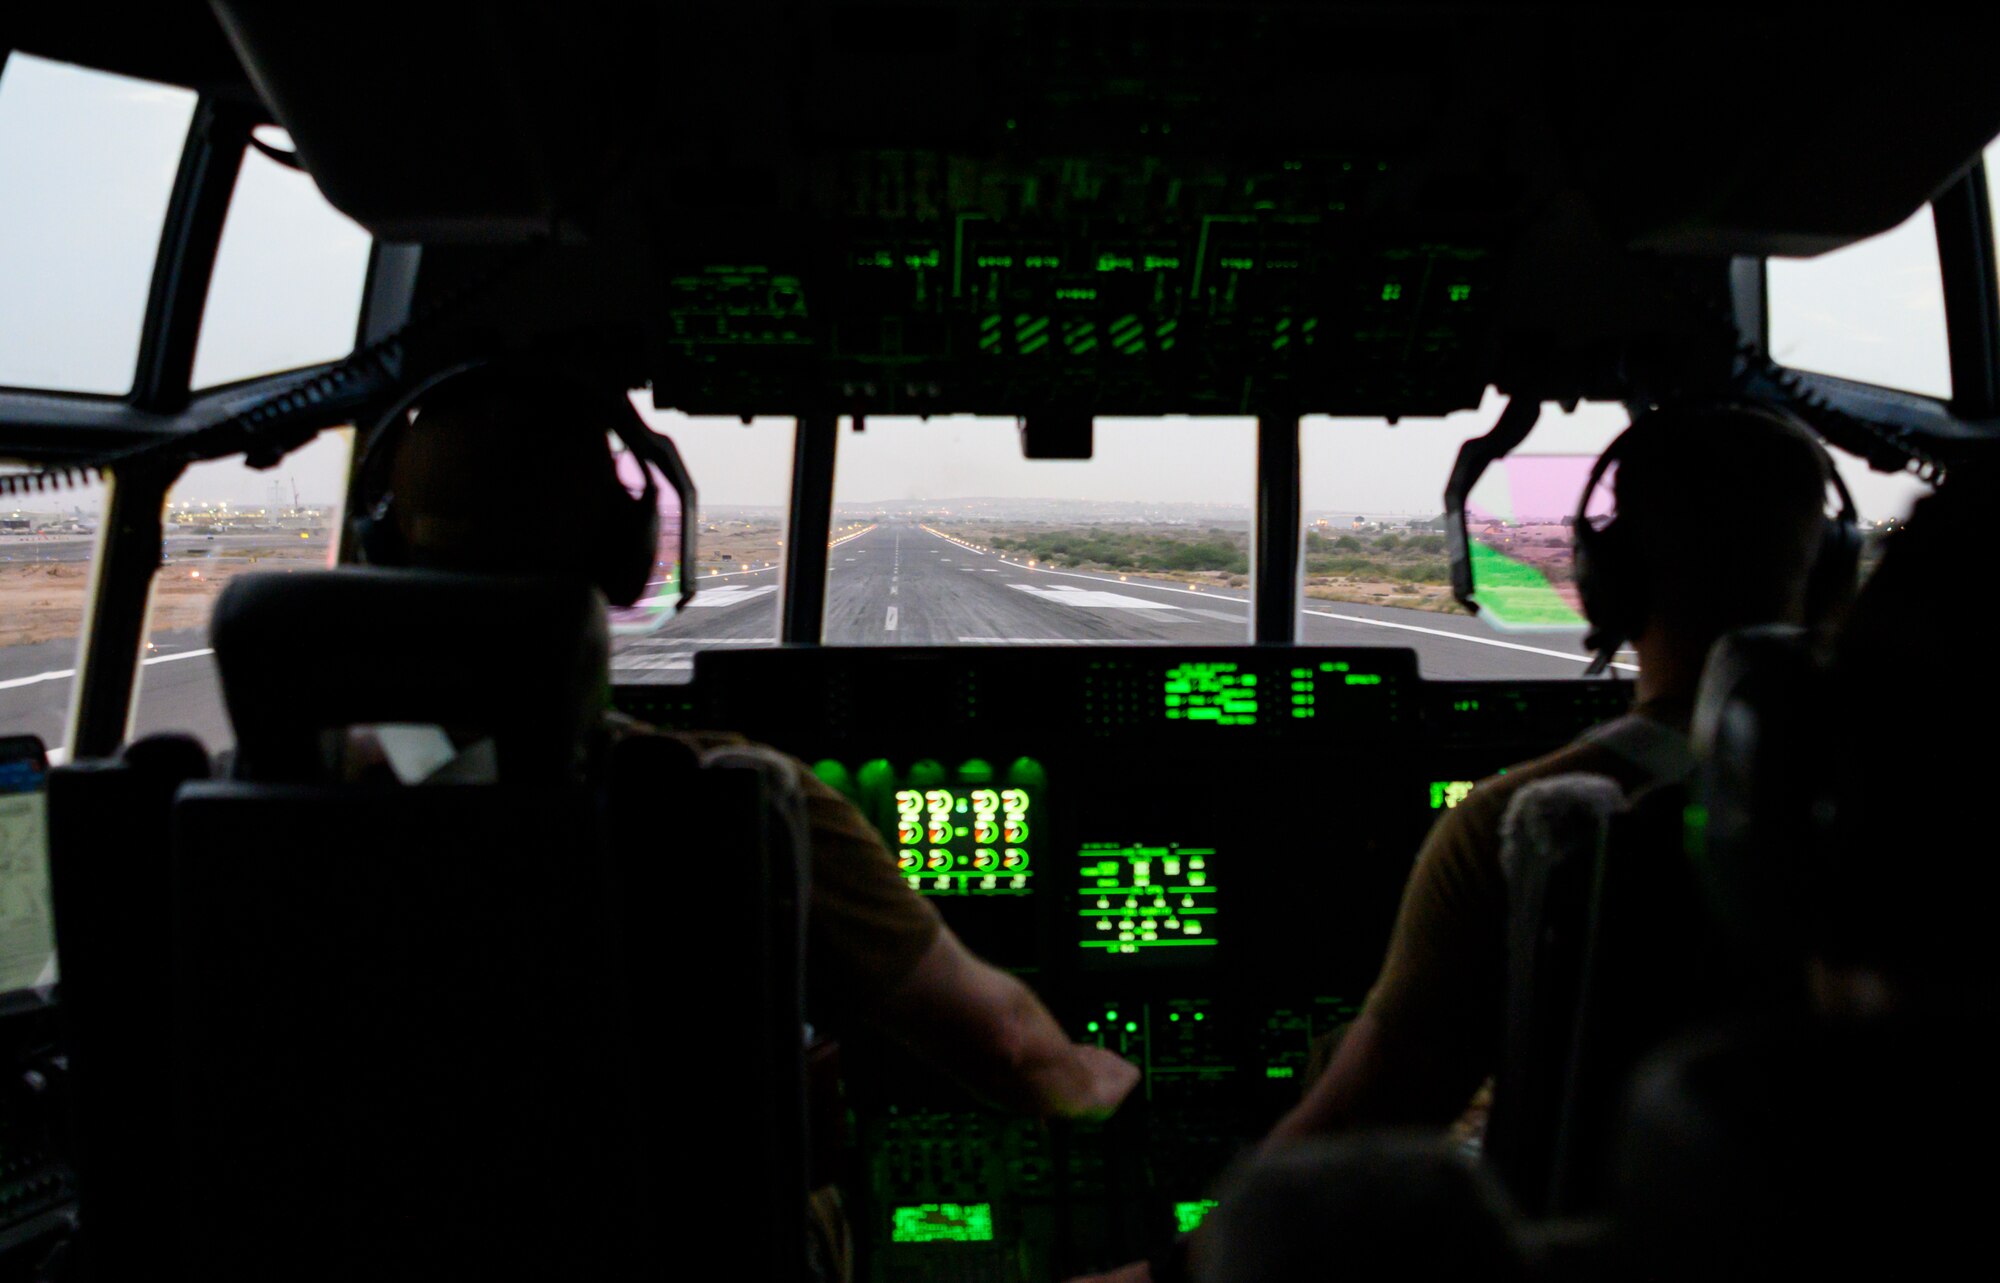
left=1119, top=919, right=1134, bottom=931
left=1097, top=919, right=1112, bottom=931
left=1125, top=897, right=1138, bottom=909
left=1164, top=860, right=1181, bottom=875
left=1119, top=931, right=1134, bottom=941
left=1188, top=874, right=1206, bottom=886
left=1183, top=895, right=1195, bottom=908
left=1185, top=922, right=1202, bottom=934
left=1096, top=897, right=1110, bottom=909
left=1166, top=918, right=1180, bottom=930
left=1189, top=856, right=1206, bottom=870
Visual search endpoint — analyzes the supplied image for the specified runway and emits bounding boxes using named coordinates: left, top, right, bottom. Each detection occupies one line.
left=2, top=520, right=1626, bottom=757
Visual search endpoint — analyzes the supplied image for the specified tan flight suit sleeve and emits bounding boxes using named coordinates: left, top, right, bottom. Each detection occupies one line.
left=659, top=728, right=943, bottom=1004
left=1361, top=778, right=1516, bottom=1072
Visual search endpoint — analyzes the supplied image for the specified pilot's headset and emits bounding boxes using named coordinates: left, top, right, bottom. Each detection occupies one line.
left=348, top=363, right=690, bottom=608
left=1570, top=401, right=1861, bottom=671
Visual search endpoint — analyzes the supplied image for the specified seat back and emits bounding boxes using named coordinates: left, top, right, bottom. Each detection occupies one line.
left=168, top=737, right=812, bottom=1281
left=1488, top=733, right=1737, bottom=1216
left=45, top=734, right=211, bottom=1280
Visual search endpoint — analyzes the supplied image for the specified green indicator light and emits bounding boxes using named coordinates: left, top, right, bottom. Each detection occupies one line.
left=1087, top=1021, right=1100, bottom=1033
left=1194, top=1012, right=1205, bottom=1021
left=1267, top=1066, right=1296, bottom=1079
left=892, top=1203, right=995, bottom=1244
left=1170, top=1013, right=1181, bottom=1022
left=1175, top=1200, right=1220, bottom=1233
left=976, top=255, right=1014, bottom=268
left=1096, top=253, right=1135, bottom=272
left=1105, top=1010, right=1118, bottom=1022
left=1005, top=118, right=1016, bottom=130
left=857, top=758, right=895, bottom=791
left=1143, top=255, right=1180, bottom=271
left=811, top=760, right=855, bottom=795
left=1381, top=282, right=1402, bottom=300
left=1219, top=256, right=1254, bottom=271
left=1321, top=661, right=1349, bottom=672
left=1125, top=1022, right=1138, bottom=1033
left=1344, top=673, right=1382, bottom=686
left=904, top=249, right=940, bottom=270
left=1056, top=287, right=1098, bottom=301
left=1449, top=284, right=1472, bottom=301
left=958, top=758, right=994, bottom=783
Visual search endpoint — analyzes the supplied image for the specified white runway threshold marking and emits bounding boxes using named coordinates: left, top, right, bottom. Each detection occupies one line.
left=885, top=606, right=899, bottom=630
left=1008, top=584, right=1184, bottom=610
left=676, top=584, right=777, bottom=609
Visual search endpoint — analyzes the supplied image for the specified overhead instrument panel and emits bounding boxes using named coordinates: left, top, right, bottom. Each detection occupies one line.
left=654, top=151, right=1490, bottom=417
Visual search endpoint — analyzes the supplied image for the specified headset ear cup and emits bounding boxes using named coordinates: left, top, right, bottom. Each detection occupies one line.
left=1804, top=517, right=1863, bottom=624
left=594, top=484, right=660, bottom=607
left=353, top=497, right=405, bottom=567
left=1576, top=517, right=1644, bottom=655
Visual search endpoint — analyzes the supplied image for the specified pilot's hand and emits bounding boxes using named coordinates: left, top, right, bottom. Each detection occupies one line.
left=1037, top=1043, right=1142, bottom=1121
left=1065, top=1263, right=1152, bottom=1283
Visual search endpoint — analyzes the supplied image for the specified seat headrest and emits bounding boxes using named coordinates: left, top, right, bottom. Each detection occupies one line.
left=212, top=569, right=609, bottom=782
left=1688, top=625, right=1826, bottom=967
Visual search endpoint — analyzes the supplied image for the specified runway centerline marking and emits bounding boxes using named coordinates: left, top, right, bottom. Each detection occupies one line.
left=885, top=606, right=899, bottom=631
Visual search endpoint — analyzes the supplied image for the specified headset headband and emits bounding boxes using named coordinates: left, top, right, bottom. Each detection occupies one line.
left=1574, top=400, right=1858, bottom=533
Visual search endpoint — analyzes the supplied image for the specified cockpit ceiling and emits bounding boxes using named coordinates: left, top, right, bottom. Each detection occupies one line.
left=12, top=3, right=2000, bottom=417
left=21, top=3, right=1996, bottom=256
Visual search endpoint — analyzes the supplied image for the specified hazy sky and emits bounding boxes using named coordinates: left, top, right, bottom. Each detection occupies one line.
left=0, top=50, right=1967, bottom=524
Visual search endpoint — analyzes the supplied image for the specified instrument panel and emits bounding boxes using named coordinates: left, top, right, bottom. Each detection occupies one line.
left=618, top=647, right=1628, bottom=1279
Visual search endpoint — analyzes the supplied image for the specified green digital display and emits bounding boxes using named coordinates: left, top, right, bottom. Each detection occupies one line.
left=1174, top=1200, right=1220, bottom=1233
left=1079, top=843, right=1216, bottom=956
left=892, top=1203, right=995, bottom=1244
left=815, top=757, right=1044, bottom=897
left=1429, top=780, right=1475, bottom=809
left=1286, top=660, right=1387, bottom=720
left=1164, top=662, right=1258, bottom=725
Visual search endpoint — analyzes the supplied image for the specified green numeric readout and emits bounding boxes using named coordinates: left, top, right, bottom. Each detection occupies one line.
left=1164, top=662, right=1258, bottom=725
left=892, top=1203, right=995, bottom=1244
left=1079, top=843, right=1217, bottom=955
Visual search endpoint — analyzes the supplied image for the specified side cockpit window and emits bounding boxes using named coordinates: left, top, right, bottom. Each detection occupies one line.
left=1766, top=206, right=1952, bottom=401
left=0, top=53, right=197, bottom=394
left=190, top=126, right=373, bottom=390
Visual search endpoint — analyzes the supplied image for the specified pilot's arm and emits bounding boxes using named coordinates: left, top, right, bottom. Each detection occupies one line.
left=1264, top=799, right=1505, bottom=1142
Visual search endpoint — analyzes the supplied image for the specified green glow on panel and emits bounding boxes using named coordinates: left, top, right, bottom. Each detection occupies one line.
left=1449, top=284, right=1472, bottom=301
left=1430, top=780, right=1476, bottom=810
left=812, top=760, right=855, bottom=794
left=1266, top=1066, right=1296, bottom=1079
left=1381, top=283, right=1402, bottom=300
left=892, top=1203, right=995, bottom=1244
left=1097, top=253, right=1135, bottom=272
left=1056, top=287, right=1098, bottom=301
left=1008, top=757, right=1048, bottom=788
left=857, top=759, right=895, bottom=792
left=909, top=759, right=947, bottom=787
left=958, top=758, right=995, bottom=784
left=1174, top=1201, right=1220, bottom=1233
left=1467, top=541, right=1588, bottom=627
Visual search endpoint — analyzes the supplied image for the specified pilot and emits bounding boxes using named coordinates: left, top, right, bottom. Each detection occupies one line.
left=365, top=369, right=1140, bottom=1273
left=1076, top=402, right=1845, bottom=1283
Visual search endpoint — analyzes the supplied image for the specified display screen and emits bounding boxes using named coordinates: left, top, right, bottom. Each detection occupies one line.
left=1078, top=842, right=1216, bottom=957
left=0, top=737, right=55, bottom=998
left=892, top=1203, right=995, bottom=1244
left=814, top=756, right=1045, bottom=897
